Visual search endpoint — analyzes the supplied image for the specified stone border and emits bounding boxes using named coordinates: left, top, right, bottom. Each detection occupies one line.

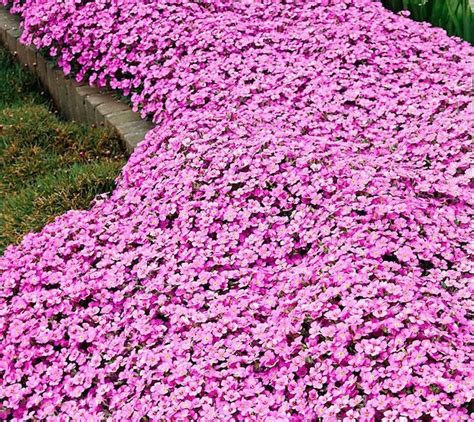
left=0, top=6, right=153, bottom=152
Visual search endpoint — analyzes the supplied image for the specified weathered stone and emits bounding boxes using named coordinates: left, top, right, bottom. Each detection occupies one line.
left=35, top=54, right=49, bottom=86
left=24, top=45, right=37, bottom=71
left=58, top=75, right=76, bottom=120
left=75, top=85, right=99, bottom=100
left=0, top=7, right=20, bottom=48
left=95, top=101, right=129, bottom=123
left=104, top=110, right=142, bottom=128
left=66, top=78, right=87, bottom=122
left=6, top=28, right=20, bottom=54
left=115, top=120, right=153, bottom=138
left=46, top=64, right=61, bottom=110
left=0, top=10, right=19, bottom=37
left=123, top=130, right=149, bottom=152
left=84, top=93, right=115, bottom=124
left=15, top=40, right=29, bottom=66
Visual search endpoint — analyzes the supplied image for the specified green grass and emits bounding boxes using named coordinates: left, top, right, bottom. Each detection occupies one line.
left=0, top=47, right=126, bottom=254
left=382, top=0, right=474, bottom=44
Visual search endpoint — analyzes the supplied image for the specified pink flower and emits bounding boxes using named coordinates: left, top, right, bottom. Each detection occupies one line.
left=395, top=245, right=416, bottom=262
left=0, top=0, right=472, bottom=419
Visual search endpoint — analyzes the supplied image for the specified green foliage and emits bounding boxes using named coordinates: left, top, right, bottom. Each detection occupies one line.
left=0, top=48, right=126, bottom=253
left=382, top=0, right=474, bottom=44
left=0, top=48, right=48, bottom=108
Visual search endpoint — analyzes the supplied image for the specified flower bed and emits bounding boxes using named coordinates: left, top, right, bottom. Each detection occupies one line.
left=1, top=0, right=473, bottom=420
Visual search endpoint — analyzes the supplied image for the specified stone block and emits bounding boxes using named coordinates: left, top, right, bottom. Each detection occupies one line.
left=95, top=101, right=130, bottom=123
left=15, top=41, right=29, bottom=66
left=104, top=110, right=142, bottom=129
left=115, top=120, right=153, bottom=138
left=56, top=74, right=75, bottom=121
left=84, top=92, right=115, bottom=124
left=0, top=7, right=20, bottom=47
left=6, top=28, right=20, bottom=55
left=0, top=9, right=19, bottom=35
left=66, top=78, right=87, bottom=123
left=76, top=85, right=99, bottom=100
left=123, top=130, right=150, bottom=152
left=46, top=65, right=61, bottom=111
left=35, top=54, right=49, bottom=87
left=25, top=45, right=38, bottom=71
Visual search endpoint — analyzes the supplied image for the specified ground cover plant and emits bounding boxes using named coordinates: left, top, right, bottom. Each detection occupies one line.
left=0, top=47, right=126, bottom=253
left=0, top=0, right=473, bottom=420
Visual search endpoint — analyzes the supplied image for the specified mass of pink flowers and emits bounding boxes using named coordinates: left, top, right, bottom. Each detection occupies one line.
left=1, top=0, right=473, bottom=420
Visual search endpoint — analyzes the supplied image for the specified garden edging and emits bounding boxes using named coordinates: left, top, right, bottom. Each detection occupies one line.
left=0, top=6, right=152, bottom=152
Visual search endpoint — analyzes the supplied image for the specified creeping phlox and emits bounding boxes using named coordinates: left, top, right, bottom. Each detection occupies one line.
left=0, top=0, right=473, bottom=420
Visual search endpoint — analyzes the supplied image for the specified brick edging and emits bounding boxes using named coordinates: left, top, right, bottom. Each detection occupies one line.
left=0, top=6, right=153, bottom=152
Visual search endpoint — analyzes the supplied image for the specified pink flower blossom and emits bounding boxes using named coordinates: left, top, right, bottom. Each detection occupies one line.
left=0, top=0, right=473, bottom=419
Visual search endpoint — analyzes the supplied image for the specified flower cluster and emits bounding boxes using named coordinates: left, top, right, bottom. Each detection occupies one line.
left=1, top=0, right=473, bottom=420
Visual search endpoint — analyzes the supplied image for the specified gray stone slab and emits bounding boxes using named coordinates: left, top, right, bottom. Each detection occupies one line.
left=95, top=101, right=130, bottom=123
left=76, top=85, right=100, bottom=100
left=57, top=75, right=74, bottom=120
left=67, top=79, right=87, bottom=122
left=0, top=9, right=20, bottom=32
left=84, top=93, right=115, bottom=124
left=116, top=120, right=153, bottom=137
left=35, top=54, right=49, bottom=86
left=25, top=45, right=37, bottom=70
left=123, top=130, right=149, bottom=152
left=104, top=110, right=142, bottom=128
left=16, top=42, right=29, bottom=68
left=6, top=28, right=20, bottom=53
left=46, top=65, right=61, bottom=109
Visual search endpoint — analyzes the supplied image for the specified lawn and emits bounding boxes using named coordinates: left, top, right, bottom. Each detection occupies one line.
left=0, top=47, right=126, bottom=253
